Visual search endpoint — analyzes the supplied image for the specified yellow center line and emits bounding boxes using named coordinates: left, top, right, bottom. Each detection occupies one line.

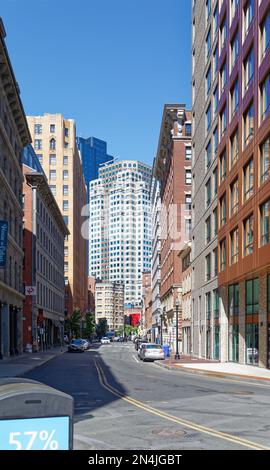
left=94, top=359, right=270, bottom=451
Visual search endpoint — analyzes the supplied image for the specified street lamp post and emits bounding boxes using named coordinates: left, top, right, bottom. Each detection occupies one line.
left=175, top=299, right=180, bottom=360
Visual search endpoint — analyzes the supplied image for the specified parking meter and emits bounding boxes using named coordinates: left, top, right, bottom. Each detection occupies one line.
left=0, top=378, right=73, bottom=450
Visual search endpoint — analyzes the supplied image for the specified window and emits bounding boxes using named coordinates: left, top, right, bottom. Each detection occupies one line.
left=230, top=227, right=239, bottom=264
left=229, top=284, right=239, bottom=316
left=260, top=199, right=270, bottom=246
left=220, top=106, right=227, bottom=137
left=244, top=49, right=254, bottom=92
left=220, top=194, right=227, bottom=226
left=34, top=124, right=42, bottom=134
left=246, top=278, right=259, bottom=315
left=230, top=129, right=239, bottom=167
left=260, top=72, right=270, bottom=122
left=231, top=0, right=239, bottom=23
left=214, top=289, right=219, bottom=318
left=206, top=66, right=212, bottom=96
left=63, top=216, right=69, bottom=226
left=206, top=29, right=212, bottom=58
left=206, top=292, right=211, bottom=320
left=206, top=179, right=212, bottom=207
left=206, top=141, right=212, bottom=169
left=63, top=200, right=69, bottom=211
left=50, top=138, right=56, bottom=150
left=214, top=6, right=218, bottom=33
left=260, top=10, right=270, bottom=60
left=63, top=185, right=69, bottom=196
left=37, top=154, right=43, bottom=164
left=260, top=136, right=270, bottom=184
left=213, top=167, right=218, bottom=195
left=244, top=214, right=254, bottom=256
left=49, top=154, right=56, bottom=165
left=64, top=127, right=69, bottom=137
left=185, top=123, right=192, bottom=136
left=213, top=207, right=218, bottom=235
left=213, top=249, right=218, bottom=276
left=220, top=150, right=227, bottom=182
left=206, top=0, right=211, bottom=20
left=34, top=139, right=42, bottom=150
left=243, top=102, right=254, bottom=146
left=220, top=61, right=227, bottom=94
left=185, top=218, right=191, bottom=237
left=243, top=158, right=254, bottom=201
left=50, top=124, right=55, bottom=133
left=49, top=170, right=56, bottom=180
left=206, top=216, right=211, bottom=244
left=185, top=169, right=192, bottom=185
left=220, top=17, right=227, bottom=51
left=185, top=146, right=192, bottom=160
left=213, top=46, right=218, bottom=78
left=220, top=238, right=226, bottom=271
left=50, top=185, right=56, bottom=196
left=64, top=262, right=68, bottom=273
left=231, top=80, right=239, bottom=117
left=214, top=126, right=218, bottom=155
left=206, top=104, right=212, bottom=132
left=63, top=155, right=69, bottom=165
left=206, top=255, right=211, bottom=281
left=63, top=170, right=69, bottom=180
left=244, top=0, right=254, bottom=37
left=231, top=31, right=239, bottom=70
left=185, top=194, right=192, bottom=210
left=214, top=87, right=218, bottom=116
left=230, top=179, right=239, bottom=216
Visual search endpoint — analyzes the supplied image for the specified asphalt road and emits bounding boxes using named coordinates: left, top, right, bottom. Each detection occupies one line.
left=24, top=342, right=270, bottom=450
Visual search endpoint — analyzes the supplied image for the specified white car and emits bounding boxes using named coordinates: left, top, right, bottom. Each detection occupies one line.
left=101, top=337, right=110, bottom=344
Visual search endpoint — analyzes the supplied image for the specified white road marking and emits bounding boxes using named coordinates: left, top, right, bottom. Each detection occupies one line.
left=132, top=355, right=140, bottom=363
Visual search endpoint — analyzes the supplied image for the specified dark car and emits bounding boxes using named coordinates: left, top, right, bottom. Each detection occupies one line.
left=134, top=338, right=148, bottom=351
left=68, top=339, right=85, bottom=353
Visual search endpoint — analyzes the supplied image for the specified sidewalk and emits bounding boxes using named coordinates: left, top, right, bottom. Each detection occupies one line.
left=156, top=355, right=270, bottom=381
left=0, top=346, right=67, bottom=378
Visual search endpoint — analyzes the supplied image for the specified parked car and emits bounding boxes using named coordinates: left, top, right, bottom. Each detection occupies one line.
left=101, top=337, right=110, bottom=344
left=68, top=339, right=85, bottom=353
left=139, top=343, right=165, bottom=362
left=81, top=339, right=90, bottom=350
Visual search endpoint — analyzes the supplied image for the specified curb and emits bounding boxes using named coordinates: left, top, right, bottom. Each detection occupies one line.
left=155, top=361, right=270, bottom=382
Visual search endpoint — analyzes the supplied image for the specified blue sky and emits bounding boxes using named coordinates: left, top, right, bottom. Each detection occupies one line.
left=2, top=0, right=191, bottom=166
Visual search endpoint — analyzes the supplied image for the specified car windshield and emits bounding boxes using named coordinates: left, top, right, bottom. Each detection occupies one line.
left=72, top=340, right=82, bottom=344
left=145, top=345, right=162, bottom=349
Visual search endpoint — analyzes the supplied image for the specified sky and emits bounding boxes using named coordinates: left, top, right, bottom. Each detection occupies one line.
left=2, top=0, right=191, bottom=166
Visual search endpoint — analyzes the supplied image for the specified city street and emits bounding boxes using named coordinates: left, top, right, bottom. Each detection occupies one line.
left=24, top=343, right=270, bottom=450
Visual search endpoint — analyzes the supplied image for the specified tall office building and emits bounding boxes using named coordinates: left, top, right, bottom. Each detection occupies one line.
left=89, top=160, right=152, bottom=305
left=0, top=19, right=31, bottom=358
left=192, top=0, right=220, bottom=361
left=27, top=114, right=88, bottom=316
left=76, top=137, right=113, bottom=202
left=192, top=0, right=270, bottom=369
left=95, top=281, right=124, bottom=332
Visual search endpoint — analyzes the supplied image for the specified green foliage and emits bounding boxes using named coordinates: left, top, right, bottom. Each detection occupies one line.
left=64, top=309, right=81, bottom=338
left=84, top=312, right=96, bottom=337
left=96, top=318, right=108, bottom=338
left=124, top=325, right=139, bottom=336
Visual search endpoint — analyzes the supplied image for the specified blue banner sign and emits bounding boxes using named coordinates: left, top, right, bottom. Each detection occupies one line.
left=0, top=416, right=69, bottom=450
left=0, top=221, right=8, bottom=268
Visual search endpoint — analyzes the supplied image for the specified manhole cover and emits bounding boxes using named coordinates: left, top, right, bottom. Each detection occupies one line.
left=152, top=428, right=186, bottom=437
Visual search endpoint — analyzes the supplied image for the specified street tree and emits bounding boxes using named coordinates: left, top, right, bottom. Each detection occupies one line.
left=96, top=318, right=108, bottom=339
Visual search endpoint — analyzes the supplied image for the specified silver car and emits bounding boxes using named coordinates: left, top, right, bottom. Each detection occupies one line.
left=139, top=343, right=165, bottom=361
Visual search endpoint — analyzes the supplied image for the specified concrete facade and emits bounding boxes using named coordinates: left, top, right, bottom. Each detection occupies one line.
left=0, top=19, right=31, bottom=358
left=95, top=282, right=124, bottom=332
left=23, top=147, right=68, bottom=351
left=26, top=114, right=88, bottom=317
left=192, top=0, right=219, bottom=360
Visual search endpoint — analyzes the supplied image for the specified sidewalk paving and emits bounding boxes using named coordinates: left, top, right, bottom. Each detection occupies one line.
left=0, top=346, right=67, bottom=378
left=156, top=355, right=270, bottom=381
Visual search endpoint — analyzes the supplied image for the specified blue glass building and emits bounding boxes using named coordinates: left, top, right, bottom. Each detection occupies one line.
left=76, top=137, right=113, bottom=202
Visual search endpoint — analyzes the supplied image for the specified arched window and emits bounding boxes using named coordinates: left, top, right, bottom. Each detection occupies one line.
left=50, top=138, right=56, bottom=150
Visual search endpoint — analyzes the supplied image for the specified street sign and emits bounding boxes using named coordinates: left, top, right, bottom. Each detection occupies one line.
left=25, top=286, right=37, bottom=296
left=0, top=221, right=8, bottom=268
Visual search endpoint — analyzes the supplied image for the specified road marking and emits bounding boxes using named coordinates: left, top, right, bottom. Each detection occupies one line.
left=94, top=359, right=270, bottom=451
left=132, top=355, right=140, bottom=363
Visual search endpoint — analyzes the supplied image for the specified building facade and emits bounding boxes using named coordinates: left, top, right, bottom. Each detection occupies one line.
left=26, top=114, right=88, bottom=316
left=155, top=104, right=192, bottom=352
left=141, top=271, right=152, bottom=339
left=179, top=243, right=192, bottom=355
left=150, top=167, right=161, bottom=343
left=192, top=0, right=220, bottom=360
left=23, top=145, right=68, bottom=351
left=95, top=281, right=124, bottom=332
left=76, top=136, right=113, bottom=203
left=0, top=19, right=31, bottom=358
left=89, top=160, right=152, bottom=305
